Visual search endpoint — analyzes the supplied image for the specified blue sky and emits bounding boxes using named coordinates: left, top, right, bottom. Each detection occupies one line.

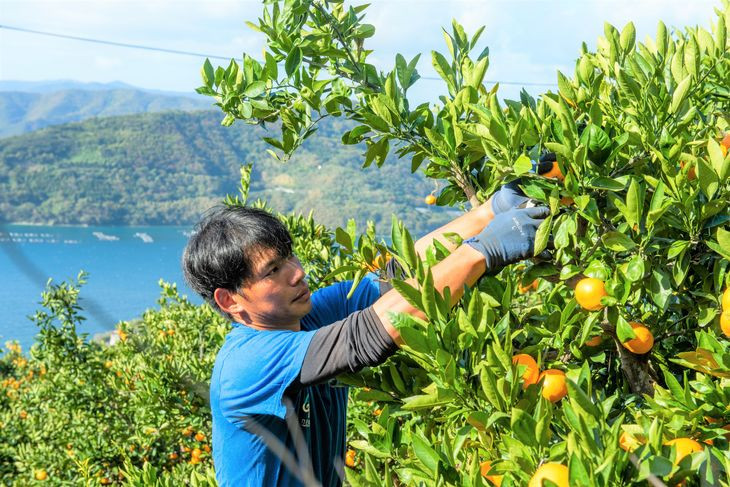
left=0, top=0, right=722, bottom=103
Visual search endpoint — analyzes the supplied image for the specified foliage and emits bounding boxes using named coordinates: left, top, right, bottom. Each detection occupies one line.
left=199, top=0, right=730, bottom=485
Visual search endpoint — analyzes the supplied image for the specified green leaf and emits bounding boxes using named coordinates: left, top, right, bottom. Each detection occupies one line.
left=402, top=389, right=456, bottom=410
left=623, top=255, right=645, bottom=282
left=534, top=215, right=553, bottom=256
left=586, top=177, right=626, bottom=191
left=244, top=81, right=266, bottom=98
left=625, top=177, right=643, bottom=229
left=510, top=408, right=537, bottom=447
left=620, top=22, right=636, bottom=53
left=391, top=280, right=426, bottom=313
left=285, top=47, right=302, bottom=77
left=717, top=228, right=730, bottom=258
left=669, top=75, right=691, bottom=114
left=697, top=158, right=719, bottom=199
left=412, top=433, right=440, bottom=475
left=513, top=154, right=533, bottom=175
left=202, top=58, right=215, bottom=87
left=708, top=138, right=728, bottom=179
left=649, top=269, right=672, bottom=310
left=616, top=316, right=636, bottom=343
left=601, top=232, right=636, bottom=251
left=569, top=453, right=592, bottom=487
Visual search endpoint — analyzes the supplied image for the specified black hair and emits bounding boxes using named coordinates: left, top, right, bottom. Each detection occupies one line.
left=182, top=205, right=292, bottom=319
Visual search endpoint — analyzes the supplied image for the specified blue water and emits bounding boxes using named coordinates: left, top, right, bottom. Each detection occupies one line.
left=0, top=224, right=202, bottom=352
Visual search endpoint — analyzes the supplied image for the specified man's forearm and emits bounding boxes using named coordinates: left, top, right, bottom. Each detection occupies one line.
left=372, top=244, right=487, bottom=343
left=414, top=203, right=494, bottom=257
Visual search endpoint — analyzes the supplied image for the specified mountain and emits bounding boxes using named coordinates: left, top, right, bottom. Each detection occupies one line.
left=0, top=80, right=202, bottom=98
left=0, top=111, right=454, bottom=234
left=0, top=88, right=212, bottom=137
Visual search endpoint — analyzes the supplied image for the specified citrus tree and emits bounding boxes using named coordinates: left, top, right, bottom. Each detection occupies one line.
left=198, top=0, right=730, bottom=485
left=0, top=199, right=352, bottom=485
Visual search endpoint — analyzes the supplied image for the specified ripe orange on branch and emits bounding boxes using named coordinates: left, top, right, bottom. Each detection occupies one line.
left=480, top=461, right=503, bottom=486
left=424, top=194, right=437, bottom=205
left=621, top=322, right=654, bottom=355
left=585, top=335, right=603, bottom=347
left=619, top=431, right=643, bottom=452
left=529, top=463, right=569, bottom=487
left=665, top=438, right=702, bottom=464
left=345, top=449, right=356, bottom=468
left=518, top=279, right=539, bottom=293
left=575, top=277, right=607, bottom=311
left=539, top=369, right=568, bottom=402
left=512, top=354, right=539, bottom=388
left=720, top=311, right=730, bottom=337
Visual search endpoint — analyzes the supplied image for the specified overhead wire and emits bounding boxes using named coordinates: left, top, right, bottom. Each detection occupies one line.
left=0, top=24, right=558, bottom=87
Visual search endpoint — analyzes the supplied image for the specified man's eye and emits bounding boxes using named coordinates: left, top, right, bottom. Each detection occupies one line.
left=267, top=266, right=279, bottom=276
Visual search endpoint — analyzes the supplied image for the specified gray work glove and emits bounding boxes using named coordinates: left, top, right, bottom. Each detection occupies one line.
left=466, top=206, right=550, bottom=273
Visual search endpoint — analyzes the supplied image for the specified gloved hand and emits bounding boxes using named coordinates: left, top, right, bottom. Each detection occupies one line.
left=488, top=158, right=555, bottom=215
left=466, top=206, right=550, bottom=273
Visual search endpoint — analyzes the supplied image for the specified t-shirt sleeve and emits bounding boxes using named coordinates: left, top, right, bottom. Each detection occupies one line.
left=216, top=329, right=316, bottom=426
left=304, top=279, right=380, bottom=329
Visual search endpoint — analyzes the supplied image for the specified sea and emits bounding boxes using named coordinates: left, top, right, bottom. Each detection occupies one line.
left=0, top=224, right=202, bottom=352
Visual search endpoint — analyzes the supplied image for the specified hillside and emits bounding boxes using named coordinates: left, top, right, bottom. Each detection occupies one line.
left=0, top=89, right=212, bottom=137
left=0, top=111, right=454, bottom=234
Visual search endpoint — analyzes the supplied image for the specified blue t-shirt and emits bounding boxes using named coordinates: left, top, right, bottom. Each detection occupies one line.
left=210, top=279, right=380, bottom=486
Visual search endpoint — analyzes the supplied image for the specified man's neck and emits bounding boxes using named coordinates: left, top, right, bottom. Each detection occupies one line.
left=234, top=317, right=300, bottom=332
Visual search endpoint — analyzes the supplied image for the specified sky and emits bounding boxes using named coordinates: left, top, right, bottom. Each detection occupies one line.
left=0, top=0, right=723, bottom=103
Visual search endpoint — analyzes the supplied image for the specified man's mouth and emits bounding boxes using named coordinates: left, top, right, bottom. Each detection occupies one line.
left=293, top=288, right=310, bottom=302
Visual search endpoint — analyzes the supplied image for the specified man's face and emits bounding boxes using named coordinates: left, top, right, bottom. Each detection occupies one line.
left=235, top=247, right=311, bottom=328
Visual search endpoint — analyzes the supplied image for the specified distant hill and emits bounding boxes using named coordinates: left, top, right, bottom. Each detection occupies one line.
left=0, top=88, right=212, bottom=137
left=0, top=80, right=203, bottom=98
left=0, top=111, right=454, bottom=234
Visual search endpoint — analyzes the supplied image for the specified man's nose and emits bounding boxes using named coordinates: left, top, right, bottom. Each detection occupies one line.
left=285, top=257, right=305, bottom=285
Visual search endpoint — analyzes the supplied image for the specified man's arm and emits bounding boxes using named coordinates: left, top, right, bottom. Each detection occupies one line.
left=413, top=203, right=494, bottom=257
left=373, top=244, right=486, bottom=345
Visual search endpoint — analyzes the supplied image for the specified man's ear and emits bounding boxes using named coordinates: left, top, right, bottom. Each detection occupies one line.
left=214, top=288, right=245, bottom=315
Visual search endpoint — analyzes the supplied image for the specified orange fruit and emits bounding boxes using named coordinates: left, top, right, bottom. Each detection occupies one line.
left=425, top=194, right=437, bottom=205
left=585, top=335, right=603, bottom=347
left=345, top=449, right=356, bottom=468
left=575, top=277, right=607, bottom=311
left=100, top=478, right=112, bottom=485
left=529, top=463, right=569, bottom=487
left=512, top=354, right=540, bottom=388
left=539, top=369, right=568, bottom=402
left=169, top=452, right=179, bottom=460
left=559, top=196, right=574, bottom=206
left=722, top=288, right=730, bottom=311
left=182, top=426, right=193, bottom=437
left=518, top=279, right=539, bottom=294
left=665, top=438, right=702, bottom=464
left=374, top=409, right=382, bottom=416
left=622, top=322, right=654, bottom=354
left=543, top=162, right=565, bottom=181
left=195, top=432, right=206, bottom=442
left=34, top=470, right=48, bottom=481
left=679, top=161, right=696, bottom=180
left=480, top=461, right=503, bottom=486
left=19, top=410, right=27, bottom=420
left=723, top=145, right=728, bottom=157
left=203, top=444, right=211, bottom=453
left=721, top=133, right=730, bottom=150
left=721, top=311, right=730, bottom=337
left=619, top=431, right=643, bottom=452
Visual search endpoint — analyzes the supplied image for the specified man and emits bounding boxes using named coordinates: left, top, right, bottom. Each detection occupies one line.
left=182, top=183, right=547, bottom=486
